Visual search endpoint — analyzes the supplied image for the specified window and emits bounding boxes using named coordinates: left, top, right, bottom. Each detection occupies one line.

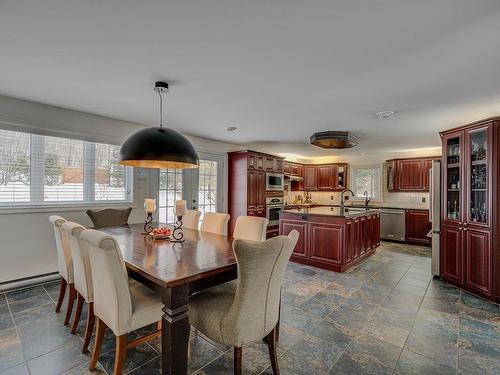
left=198, top=160, right=218, bottom=221
left=0, top=128, right=132, bottom=206
left=159, top=169, right=183, bottom=224
left=350, top=164, right=382, bottom=201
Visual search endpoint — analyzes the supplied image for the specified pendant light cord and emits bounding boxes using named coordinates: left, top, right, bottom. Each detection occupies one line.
left=158, top=89, right=164, bottom=127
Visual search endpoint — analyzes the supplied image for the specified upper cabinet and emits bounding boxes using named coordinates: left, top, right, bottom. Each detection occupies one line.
left=284, top=162, right=348, bottom=191
left=303, top=166, right=318, bottom=190
left=317, top=165, right=334, bottom=190
left=248, top=151, right=283, bottom=173
left=387, top=157, right=440, bottom=192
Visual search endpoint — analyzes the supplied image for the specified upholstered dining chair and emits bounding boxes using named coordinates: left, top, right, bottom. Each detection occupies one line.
left=80, top=229, right=164, bottom=375
left=233, top=216, right=269, bottom=242
left=48, top=215, right=76, bottom=326
left=61, top=221, right=95, bottom=353
left=188, top=230, right=299, bottom=375
left=200, top=212, right=230, bottom=235
left=183, top=209, right=202, bottom=230
left=86, top=207, right=132, bottom=227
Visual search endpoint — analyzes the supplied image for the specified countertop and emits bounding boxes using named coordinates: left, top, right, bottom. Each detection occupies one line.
left=284, top=204, right=429, bottom=211
left=282, top=206, right=379, bottom=218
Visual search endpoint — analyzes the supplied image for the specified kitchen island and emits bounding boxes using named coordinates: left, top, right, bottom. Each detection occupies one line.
left=279, top=206, right=380, bottom=272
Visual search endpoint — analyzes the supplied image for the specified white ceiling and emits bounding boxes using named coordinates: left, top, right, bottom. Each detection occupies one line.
left=2, top=0, right=500, bottom=159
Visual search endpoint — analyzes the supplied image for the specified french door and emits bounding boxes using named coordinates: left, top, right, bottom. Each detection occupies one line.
left=157, top=152, right=225, bottom=225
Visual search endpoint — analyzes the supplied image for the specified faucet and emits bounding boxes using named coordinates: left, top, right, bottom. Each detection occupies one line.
left=340, top=189, right=355, bottom=210
left=363, top=190, right=371, bottom=207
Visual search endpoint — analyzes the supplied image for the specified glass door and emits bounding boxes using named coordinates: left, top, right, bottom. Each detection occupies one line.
left=443, top=133, right=463, bottom=223
left=466, top=126, right=490, bottom=226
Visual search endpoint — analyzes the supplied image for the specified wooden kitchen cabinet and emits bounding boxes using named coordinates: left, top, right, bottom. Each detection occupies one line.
left=405, top=209, right=431, bottom=246
left=281, top=218, right=308, bottom=258
left=247, top=170, right=265, bottom=214
left=387, top=157, right=440, bottom=192
left=303, top=166, right=318, bottom=190
left=286, top=163, right=348, bottom=192
left=317, top=165, right=334, bottom=190
left=439, top=117, right=500, bottom=302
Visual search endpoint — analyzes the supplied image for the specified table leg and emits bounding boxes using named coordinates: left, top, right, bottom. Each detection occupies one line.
left=162, top=285, right=190, bottom=375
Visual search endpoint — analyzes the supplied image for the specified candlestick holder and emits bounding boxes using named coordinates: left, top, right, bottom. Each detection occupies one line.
left=142, top=212, right=154, bottom=235
left=171, top=216, right=185, bottom=243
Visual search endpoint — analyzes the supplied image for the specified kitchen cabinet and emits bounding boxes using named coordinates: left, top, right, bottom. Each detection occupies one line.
left=303, top=166, right=318, bottom=190
left=440, top=117, right=500, bottom=302
left=286, top=163, right=348, bottom=192
left=279, top=210, right=380, bottom=272
left=317, top=165, right=334, bottom=190
left=405, top=209, right=431, bottom=246
left=247, top=170, right=265, bottom=214
left=387, top=157, right=439, bottom=192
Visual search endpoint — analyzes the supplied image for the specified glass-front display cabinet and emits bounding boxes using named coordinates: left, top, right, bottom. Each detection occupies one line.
left=443, top=134, right=462, bottom=222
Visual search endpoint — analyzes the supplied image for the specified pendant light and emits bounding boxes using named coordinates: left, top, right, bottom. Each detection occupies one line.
left=119, top=81, right=199, bottom=169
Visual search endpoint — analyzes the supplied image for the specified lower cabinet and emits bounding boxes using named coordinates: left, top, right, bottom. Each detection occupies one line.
left=309, top=222, right=343, bottom=265
left=441, top=224, right=462, bottom=284
left=280, top=218, right=308, bottom=258
left=405, top=209, right=432, bottom=246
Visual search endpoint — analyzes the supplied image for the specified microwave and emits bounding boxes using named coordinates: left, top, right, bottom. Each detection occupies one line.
left=266, top=172, right=284, bottom=191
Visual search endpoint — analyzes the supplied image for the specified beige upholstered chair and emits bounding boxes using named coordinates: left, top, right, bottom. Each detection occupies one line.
left=188, top=230, right=299, bottom=375
left=61, top=221, right=95, bottom=353
left=80, top=229, right=164, bottom=375
left=86, top=207, right=132, bottom=227
left=183, top=209, right=202, bottom=230
left=233, top=216, right=269, bottom=242
left=48, top=215, right=76, bottom=326
left=200, top=212, right=230, bottom=235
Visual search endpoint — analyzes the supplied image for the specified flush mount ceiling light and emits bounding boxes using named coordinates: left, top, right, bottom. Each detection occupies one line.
left=376, top=110, right=395, bottom=119
left=310, top=131, right=359, bottom=149
left=119, top=81, right=199, bottom=169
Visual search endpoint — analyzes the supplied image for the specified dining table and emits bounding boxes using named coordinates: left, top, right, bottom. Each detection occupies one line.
left=99, top=223, right=237, bottom=375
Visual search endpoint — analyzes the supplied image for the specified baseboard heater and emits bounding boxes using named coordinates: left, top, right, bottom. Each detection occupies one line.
left=0, top=272, right=59, bottom=292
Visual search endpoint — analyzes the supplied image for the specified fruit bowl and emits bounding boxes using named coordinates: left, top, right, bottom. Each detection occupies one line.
left=151, top=227, right=172, bottom=240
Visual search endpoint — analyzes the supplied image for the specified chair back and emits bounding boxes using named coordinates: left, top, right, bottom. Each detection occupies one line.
left=221, top=230, right=299, bottom=344
left=183, top=209, right=201, bottom=230
left=62, top=222, right=92, bottom=302
left=200, top=212, right=230, bottom=235
left=80, top=229, right=132, bottom=336
left=233, top=216, right=269, bottom=242
left=48, top=215, right=73, bottom=283
left=86, top=207, right=132, bottom=227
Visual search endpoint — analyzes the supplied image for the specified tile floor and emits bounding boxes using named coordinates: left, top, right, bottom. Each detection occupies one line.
left=1, top=242, right=499, bottom=375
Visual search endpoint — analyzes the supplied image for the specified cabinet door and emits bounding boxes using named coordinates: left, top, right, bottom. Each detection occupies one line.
left=284, top=162, right=291, bottom=175
left=308, top=221, right=343, bottom=265
left=303, top=166, right=317, bottom=190
left=421, top=159, right=433, bottom=190
left=256, top=171, right=265, bottom=209
left=398, top=159, right=423, bottom=190
left=441, top=224, right=463, bottom=284
left=464, top=228, right=491, bottom=295
left=276, top=159, right=283, bottom=173
left=256, top=155, right=264, bottom=170
left=387, top=161, right=398, bottom=191
left=405, top=210, right=432, bottom=245
left=317, top=165, right=333, bottom=190
left=353, top=218, right=361, bottom=259
left=248, top=154, right=256, bottom=170
left=264, top=157, right=275, bottom=172
left=280, top=219, right=308, bottom=258
left=336, top=164, right=347, bottom=190
left=345, top=220, right=354, bottom=264
left=359, top=216, right=367, bottom=255
left=442, top=132, right=464, bottom=225
left=291, top=165, right=300, bottom=175
left=247, top=170, right=258, bottom=210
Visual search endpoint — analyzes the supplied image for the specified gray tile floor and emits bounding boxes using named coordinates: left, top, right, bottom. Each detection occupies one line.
left=1, top=242, right=499, bottom=374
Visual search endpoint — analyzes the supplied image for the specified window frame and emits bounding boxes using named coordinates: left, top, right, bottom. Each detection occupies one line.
left=349, top=164, right=383, bottom=202
left=0, top=129, right=133, bottom=211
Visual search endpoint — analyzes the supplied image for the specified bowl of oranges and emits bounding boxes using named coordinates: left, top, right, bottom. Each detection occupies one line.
left=151, top=227, right=172, bottom=240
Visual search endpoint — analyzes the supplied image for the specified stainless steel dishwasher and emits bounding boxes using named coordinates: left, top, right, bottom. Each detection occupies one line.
left=379, top=209, right=406, bottom=242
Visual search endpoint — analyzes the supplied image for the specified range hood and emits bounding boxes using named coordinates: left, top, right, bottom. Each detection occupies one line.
left=310, top=131, right=359, bottom=149
left=285, top=175, right=304, bottom=181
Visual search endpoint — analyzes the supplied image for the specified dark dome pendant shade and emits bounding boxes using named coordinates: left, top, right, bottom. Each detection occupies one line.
left=118, top=81, right=199, bottom=169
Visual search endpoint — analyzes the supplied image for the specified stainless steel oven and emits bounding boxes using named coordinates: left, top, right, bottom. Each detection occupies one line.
left=266, top=196, right=284, bottom=226
left=266, top=172, right=284, bottom=191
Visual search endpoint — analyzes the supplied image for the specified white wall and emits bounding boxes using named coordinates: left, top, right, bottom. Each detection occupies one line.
left=0, top=95, right=238, bottom=285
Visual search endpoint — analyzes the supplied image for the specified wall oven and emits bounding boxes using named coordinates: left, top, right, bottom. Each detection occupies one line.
left=266, top=196, right=284, bottom=226
left=266, top=172, right=284, bottom=191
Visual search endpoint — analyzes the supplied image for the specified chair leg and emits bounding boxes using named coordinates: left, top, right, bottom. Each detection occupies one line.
left=70, top=293, right=84, bottom=334
left=82, top=302, right=95, bottom=354
left=265, top=326, right=280, bottom=375
left=89, top=318, right=106, bottom=370
left=234, top=347, right=242, bottom=375
left=55, top=277, right=67, bottom=313
left=114, top=335, right=128, bottom=375
left=64, top=284, right=76, bottom=326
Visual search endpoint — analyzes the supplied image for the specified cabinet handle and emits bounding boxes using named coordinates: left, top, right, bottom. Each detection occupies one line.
left=459, top=227, right=463, bottom=231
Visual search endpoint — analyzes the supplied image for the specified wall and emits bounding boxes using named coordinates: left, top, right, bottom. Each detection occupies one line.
left=0, top=95, right=238, bottom=285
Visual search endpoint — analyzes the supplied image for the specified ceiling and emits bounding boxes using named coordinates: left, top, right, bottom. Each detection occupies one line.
left=2, top=0, right=500, bottom=159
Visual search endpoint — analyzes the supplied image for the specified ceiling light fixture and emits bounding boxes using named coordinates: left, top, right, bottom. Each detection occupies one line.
left=310, top=131, right=359, bottom=149
left=226, top=126, right=237, bottom=132
left=119, top=81, right=199, bottom=169
left=376, top=110, right=395, bottom=119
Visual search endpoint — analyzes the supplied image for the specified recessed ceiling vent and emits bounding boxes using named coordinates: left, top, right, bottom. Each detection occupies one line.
left=310, top=131, right=359, bottom=149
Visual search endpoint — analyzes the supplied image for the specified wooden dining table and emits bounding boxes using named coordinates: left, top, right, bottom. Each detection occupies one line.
left=99, top=223, right=237, bottom=375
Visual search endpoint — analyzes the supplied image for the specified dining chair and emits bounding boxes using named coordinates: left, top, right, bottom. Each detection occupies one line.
left=183, top=209, right=202, bottom=230
left=80, top=229, right=164, bottom=375
left=48, top=215, right=76, bottom=326
left=232, top=216, right=269, bottom=241
left=61, top=221, right=95, bottom=353
left=188, top=230, right=299, bottom=375
left=200, top=212, right=230, bottom=235
left=86, top=207, right=132, bottom=227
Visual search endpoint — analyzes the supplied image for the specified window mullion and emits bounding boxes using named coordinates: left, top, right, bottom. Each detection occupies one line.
left=84, top=142, right=95, bottom=202
left=30, top=134, right=45, bottom=203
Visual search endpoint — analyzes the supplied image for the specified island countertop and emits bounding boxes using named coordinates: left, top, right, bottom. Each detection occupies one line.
left=282, top=206, right=379, bottom=218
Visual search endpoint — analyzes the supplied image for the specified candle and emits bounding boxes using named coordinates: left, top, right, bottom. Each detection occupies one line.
left=144, top=198, right=156, bottom=214
left=175, top=200, right=187, bottom=217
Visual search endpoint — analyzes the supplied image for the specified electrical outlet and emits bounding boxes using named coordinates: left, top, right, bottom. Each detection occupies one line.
left=422, top=197, right=426, bottom=203
left=331, top=195, right=334, bottom=200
